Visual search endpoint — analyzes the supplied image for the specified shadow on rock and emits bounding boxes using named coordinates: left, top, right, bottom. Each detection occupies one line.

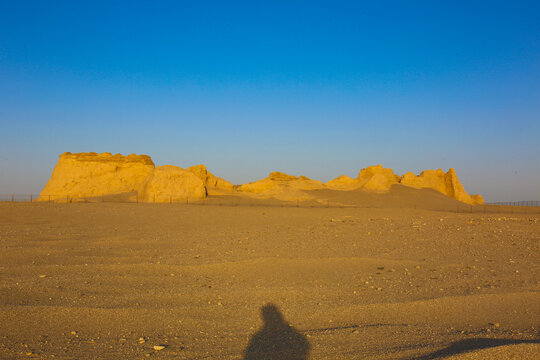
left=411, top=337, right=540, bottom=359
left=244, top=303, right=310, bottom=360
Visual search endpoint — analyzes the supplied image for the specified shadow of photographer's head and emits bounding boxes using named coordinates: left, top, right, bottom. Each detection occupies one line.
left=244, top=303, right=310, bottom=360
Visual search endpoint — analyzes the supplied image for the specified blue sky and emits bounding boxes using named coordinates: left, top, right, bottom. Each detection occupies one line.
left=1, top=1, right=539, bottom=201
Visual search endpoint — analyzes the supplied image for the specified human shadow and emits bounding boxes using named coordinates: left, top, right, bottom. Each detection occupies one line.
left=410, top=337, right=540, bottom=359
left=243, top=303, right=310, bottom=360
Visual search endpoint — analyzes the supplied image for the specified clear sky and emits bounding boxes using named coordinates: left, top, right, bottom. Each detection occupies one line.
left=1, top=1, right=539, bottom=201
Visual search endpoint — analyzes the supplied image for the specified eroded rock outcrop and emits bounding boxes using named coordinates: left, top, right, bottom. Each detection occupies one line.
left=239, top=172, right=324, bottom=200
left=400, top=169, right=473, bottom=204
left=324, top=165, right=399, bottom=192
left=470, top=194, right=484, bottom=205
left=38, top=152, right=155, bottom=201
left=187, top=164, right=234, bottom=195
left=39, top=152, right=484, bottom=205
left=39, top=152, right=229, bottom=202
left=324, top=165, right=482, bottom=204
left=137, top=165, right=206, bottom=202
left=399, top=168, right=481, bottom=205
left=324, top=175, right=360, bottom=190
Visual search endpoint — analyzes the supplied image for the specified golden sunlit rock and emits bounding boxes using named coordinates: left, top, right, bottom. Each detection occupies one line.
left=187, top=164, right=234, bottom=195
left=38, top=153, right=484, bottom=205
left=238, top=172, right=324, bottom=201
left=399, top=168, right=483, bottom=205
left=38, top=152, right=155, bottom=201
left=137, top=165, right=206, bottom=202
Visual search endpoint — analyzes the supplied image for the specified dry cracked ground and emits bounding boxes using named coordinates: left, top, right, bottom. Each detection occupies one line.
left=0, top=201, right=538, bottom=359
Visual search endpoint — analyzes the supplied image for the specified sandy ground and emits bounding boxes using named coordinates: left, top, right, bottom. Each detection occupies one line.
left=0, top=192, right=539, bottom=359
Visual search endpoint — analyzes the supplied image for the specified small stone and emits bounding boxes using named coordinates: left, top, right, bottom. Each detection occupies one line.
left=70, top=331, right=77, bottom=335
left=39, top=275, right=47, bottom=278
left=153, top=345, right=166, bottom=351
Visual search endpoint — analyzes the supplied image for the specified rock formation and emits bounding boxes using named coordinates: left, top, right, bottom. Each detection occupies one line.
left=325, top=165, right=399, bottom=192
left=137, top=165, right=206, bottom=202
left=238, top=172, right=324, bottom=200
left=39, top=152, right=484, bottom=205
left=38, top=152, right=155, bottom=201
left=39, top=152, right=227, bottom=202
left=470, top=194, right=484, bottom=205
left=324, top=175, right=360, bottom=190
left=399, top=168, right=482, bottom=205
left=324, top=165, right=483, bottom=204
left=187, top=164, right=234, bottom=195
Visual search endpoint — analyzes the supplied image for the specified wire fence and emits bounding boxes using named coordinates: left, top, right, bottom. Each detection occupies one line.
left=1, top=194, right=539, bottom=214
left=487, top=201, right=540, bottom=207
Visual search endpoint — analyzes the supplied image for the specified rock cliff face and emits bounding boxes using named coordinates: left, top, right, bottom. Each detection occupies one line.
left=399, top=168, right=481, bottom=205
left=324, top=165, right=483, bottom=204
left=39, top=152, right=484, bottom=205
left=38, top=152, right=155, bottom=201
left=39, top=153, right=224, bottom=202
left=187, top=165, right=234, bottom=195
left=137, top=165, right=206, bottom=202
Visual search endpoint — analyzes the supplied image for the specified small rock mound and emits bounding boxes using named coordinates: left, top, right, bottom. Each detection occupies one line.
left=238, top=172, right=324, bottom=200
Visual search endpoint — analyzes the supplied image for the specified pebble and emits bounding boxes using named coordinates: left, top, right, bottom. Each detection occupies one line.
left=39, top=275, right=47, bottom=278
left=153, top=345, right=166, bottom=351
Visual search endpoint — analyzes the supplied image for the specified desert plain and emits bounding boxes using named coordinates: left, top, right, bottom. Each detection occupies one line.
left=0, top=189, right=539, bottom=359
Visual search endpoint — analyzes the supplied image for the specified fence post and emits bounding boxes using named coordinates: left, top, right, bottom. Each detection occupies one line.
left=48, top=195, right=51, bottom=204
left=11, top=194, right=14, bottom=202
left=30, top=194, right=33, bottom=202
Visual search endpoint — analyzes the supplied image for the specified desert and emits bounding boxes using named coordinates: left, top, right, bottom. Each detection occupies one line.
left=2, top=3, right=539, bottom=359
left=0, top=156, right=538, bottom=359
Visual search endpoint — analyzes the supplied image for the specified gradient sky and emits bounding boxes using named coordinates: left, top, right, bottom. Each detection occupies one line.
left=1, top=1, right=539, bottom=201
